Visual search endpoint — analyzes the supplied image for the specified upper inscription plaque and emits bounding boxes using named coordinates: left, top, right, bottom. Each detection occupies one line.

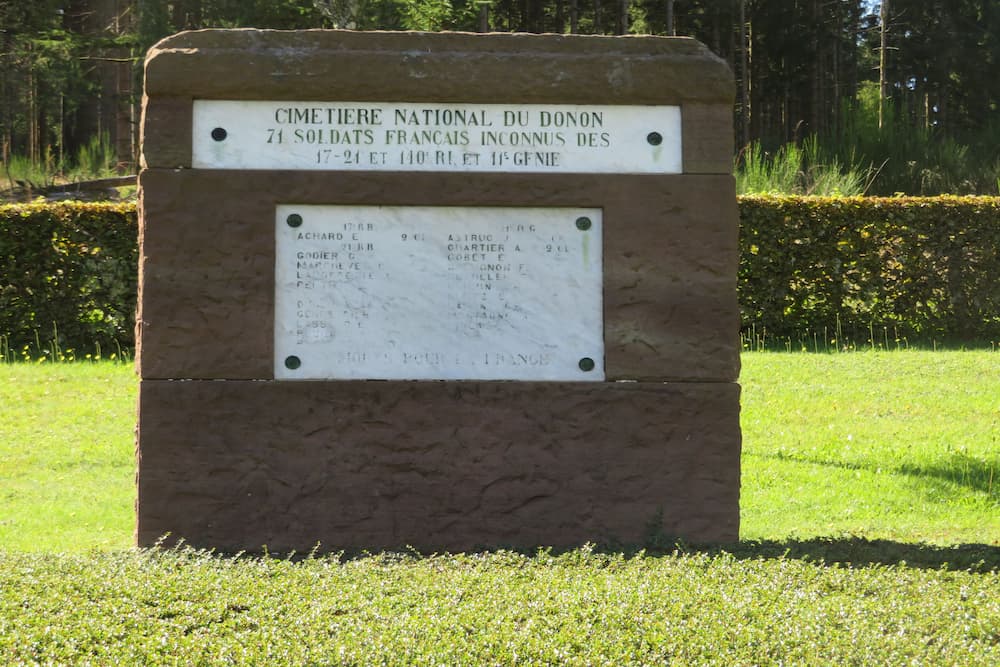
left=275, top=205, right=604, bottom=381
left=194, top=101, right=682, bottom=173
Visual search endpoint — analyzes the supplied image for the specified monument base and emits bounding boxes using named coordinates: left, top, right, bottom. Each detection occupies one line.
left=136, top=380, right=740, bottom=552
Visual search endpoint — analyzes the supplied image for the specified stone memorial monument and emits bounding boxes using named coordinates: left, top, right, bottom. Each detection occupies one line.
left=136, top=29, right=741, bottom=551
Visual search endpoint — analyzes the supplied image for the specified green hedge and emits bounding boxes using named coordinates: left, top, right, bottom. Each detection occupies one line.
left=2, top=196, right=999, bottom=357
left=740, top=195, right=1000, bottom=346
left=0, top=202, right=137, bottom=360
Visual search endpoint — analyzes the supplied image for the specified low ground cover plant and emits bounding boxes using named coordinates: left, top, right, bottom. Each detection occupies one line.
left=1, top=546, right=997, bottom=665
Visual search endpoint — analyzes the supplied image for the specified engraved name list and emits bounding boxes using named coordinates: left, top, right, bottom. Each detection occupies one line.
left=274, top=205, right=604, bottom=381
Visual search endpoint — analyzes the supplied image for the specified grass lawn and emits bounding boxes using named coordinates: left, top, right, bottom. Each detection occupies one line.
left=0, top=362, right=136, bottom=551
left=740, top=351, right=1000, bottom=545
left=1, top=352, right=998, bottom=664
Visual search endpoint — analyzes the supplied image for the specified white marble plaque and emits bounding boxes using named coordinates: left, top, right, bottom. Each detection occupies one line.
left=194, top=101, right=681, bottom=173
left=274, top=205, right=604, bottom=381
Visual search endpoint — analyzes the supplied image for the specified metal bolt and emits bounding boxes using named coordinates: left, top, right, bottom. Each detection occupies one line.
left=578, top=357, right=595, bottom=372
left=575, top=216, right=592, bottom=231
left=646, top=131, right=663, bottom=146
left=211, top=127, right=228, bottom=141
left=284, top=355, right=301, bottom=370
left=286, top=214, right=303, bottom=228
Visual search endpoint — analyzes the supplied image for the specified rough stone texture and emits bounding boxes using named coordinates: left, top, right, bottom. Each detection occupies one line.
left=137, top=30, right=742, bottom=551
left=136, top=380, right=741, bottom=551
left=140, top=30, right=734, bottom=172
left=682, top=103, right=736, bottom=174
left=144, top=30, right=734, bottom=99
left=137, top=170, right=739, bottom=382
left=138, top=96, right=192, bottom=169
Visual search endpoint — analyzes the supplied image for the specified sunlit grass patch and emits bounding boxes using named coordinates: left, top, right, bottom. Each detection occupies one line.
left=740, top=350, right=1000, bottom=545
left=0, top=361, right=136, bottom=551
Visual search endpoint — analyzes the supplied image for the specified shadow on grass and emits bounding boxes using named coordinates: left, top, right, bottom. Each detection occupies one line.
left=897, top=454, right=999, bottom=500
left=155, top=535, right=999, bottom=574
left=678, top=537, right=1000, bottom=574
left=313, top=538, right=1000, bottom=574
left=749, top=450, right=999, bottom=500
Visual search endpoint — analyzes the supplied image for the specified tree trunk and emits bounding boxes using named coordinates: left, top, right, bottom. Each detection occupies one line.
left=0, top=30, right=13, bottom=164
left=479, top=3, right=489, bottom=32
left=66, top=0, right=137, bottom=171
left=710, top=4, right=721, bottom=54
left=739, top=0, right=750, bottom=149
left=618, top=0, right=628, bottom=35
left=28, top=55, right=37, bottom=164
left=879, top=0, right=889, bottom=130
left=810, top=0, right=823, bottom=136
left=832, top=1, right=841, bottom=141
left=173, top=0, right=203, bottom=30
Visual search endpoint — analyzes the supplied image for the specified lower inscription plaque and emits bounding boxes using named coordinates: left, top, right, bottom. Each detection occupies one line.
left=274, top=205, right=604, bottom=381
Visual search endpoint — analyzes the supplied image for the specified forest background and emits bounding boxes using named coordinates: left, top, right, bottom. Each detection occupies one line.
left=1, top=1, right=999, bottom=197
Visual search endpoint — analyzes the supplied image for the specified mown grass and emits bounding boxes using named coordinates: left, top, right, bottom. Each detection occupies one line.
left=741, top=351, right=1000, bottom=545
left=1, top=353, right=998, bottom=664
left=0, top=362, right=136, bottom=551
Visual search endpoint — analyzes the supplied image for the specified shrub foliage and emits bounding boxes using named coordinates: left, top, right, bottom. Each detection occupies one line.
left=0, top=202, right=137, bottom=358
left=740, top=195, right=1000, bottom=345
left=2, top=197, right=999, bottom=354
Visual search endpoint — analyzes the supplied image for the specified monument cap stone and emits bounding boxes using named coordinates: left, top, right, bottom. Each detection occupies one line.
left=141, top=30, right=735, bottom=174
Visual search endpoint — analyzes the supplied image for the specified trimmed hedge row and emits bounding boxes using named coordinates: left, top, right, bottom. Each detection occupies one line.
left=2, top=196, right=999, bottom=356
left=0, top=202, right=137, bottom=359
left=740, top=195, right=1000, bottom=345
